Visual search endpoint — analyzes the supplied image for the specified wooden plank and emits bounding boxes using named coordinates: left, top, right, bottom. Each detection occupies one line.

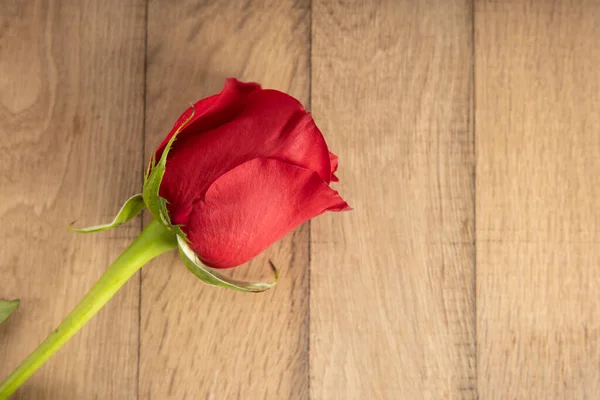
left=140, top=1, right=310, bottom=398
left=310, top=1, right=475, bottom=398
left=0, top=1, right=146, bottom=398
left=476, top=2, right=600, bottom=398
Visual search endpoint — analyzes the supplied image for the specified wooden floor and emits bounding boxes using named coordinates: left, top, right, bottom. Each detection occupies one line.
left=1, top=1, right=599, bottom=399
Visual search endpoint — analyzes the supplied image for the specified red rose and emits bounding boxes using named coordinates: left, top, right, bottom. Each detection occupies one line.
left=153, top=78, right=350, bottom=269
left=0, top=79, right=350, bottom=395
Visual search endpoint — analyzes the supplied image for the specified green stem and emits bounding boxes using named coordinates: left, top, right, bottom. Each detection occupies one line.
left=0, top=219, right=177, bottom=399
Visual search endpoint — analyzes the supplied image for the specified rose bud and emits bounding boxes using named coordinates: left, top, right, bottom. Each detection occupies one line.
left=144, top=78, right=350, bottom=274
left=0, top=79, right=351, bottom=395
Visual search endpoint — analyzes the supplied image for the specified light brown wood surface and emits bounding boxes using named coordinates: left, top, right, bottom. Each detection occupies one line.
left=1, top=1, right=599, bottom=399
left=310, top=1, right=475, bottom=398
left=0, top=0, right=146, bottom=398
left=476, top=1, right=600, bottom=398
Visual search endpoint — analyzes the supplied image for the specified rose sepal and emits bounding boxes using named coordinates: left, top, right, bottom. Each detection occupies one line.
left=177, top=236, right=278, bottom=293
left=68, top=194, right=145, bottom=233
left=142, top=106, right=194, bottom=239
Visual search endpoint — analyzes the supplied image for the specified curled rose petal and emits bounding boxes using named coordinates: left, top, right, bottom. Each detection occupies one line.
left=183, top=157, right=350, bottom=269
left=155, top=78, right=261, bottom=159
left=329, top=151, right=340, bottom=182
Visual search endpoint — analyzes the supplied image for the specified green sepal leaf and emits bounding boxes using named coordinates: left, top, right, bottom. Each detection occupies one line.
left=157, top=197, right=188, bottom=240
left=143, top=106, right=195, bottom=235
left=68, top=194, right=145, bottom=233
left=0, top=299, right=20, bottom=324
left=177, top=236, right=278, bottom=293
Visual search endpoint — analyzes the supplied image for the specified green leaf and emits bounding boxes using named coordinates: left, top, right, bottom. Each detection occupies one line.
left=0, top=299, right=20, bottom=324
left=177, top=236, right=278, bottom=293
left=68, top=194, right=145, bottom=233
left=143, top=105, right=195, bottom=234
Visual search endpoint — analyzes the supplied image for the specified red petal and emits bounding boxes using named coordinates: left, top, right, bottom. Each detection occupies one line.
left=329, top=151, right=340, bottom=182
left=159, top=85, right=333, bottom=225
left=155, top=78, right=261, bottom=159
left=183, top=158, right=350, bottom=269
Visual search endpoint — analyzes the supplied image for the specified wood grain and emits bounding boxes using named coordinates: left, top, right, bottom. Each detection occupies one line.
left=310, top=1, right=475, bottom=399
left=0, top=0, right=146, bottom=398
left=3, top=1, right=598, bottom=398
left=140, top=1, right=310, bottom=398
left=476, top=2, right=600, bottom=398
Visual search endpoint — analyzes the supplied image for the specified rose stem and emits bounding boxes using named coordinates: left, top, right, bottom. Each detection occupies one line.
left=0, top=219, right=177, bottom=398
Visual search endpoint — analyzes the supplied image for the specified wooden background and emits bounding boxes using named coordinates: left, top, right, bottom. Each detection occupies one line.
left=1, top=1, right=599, bottom=399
